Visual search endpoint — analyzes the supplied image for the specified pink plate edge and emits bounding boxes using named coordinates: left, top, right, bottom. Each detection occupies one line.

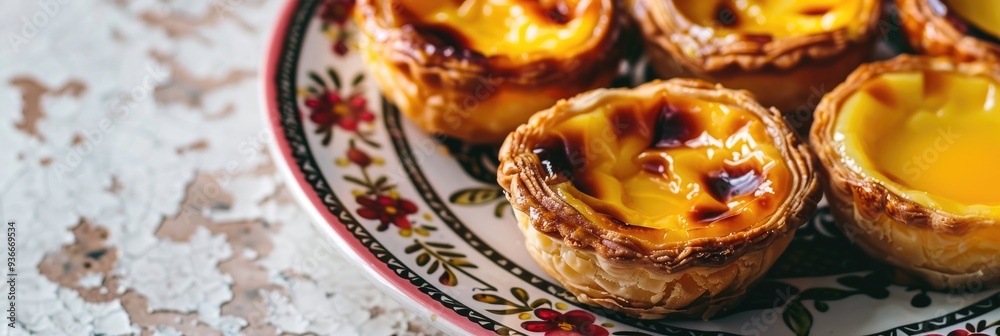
left=259, top=1, right=483, bottom=334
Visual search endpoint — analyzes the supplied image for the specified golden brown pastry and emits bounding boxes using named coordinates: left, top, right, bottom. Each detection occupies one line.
left=631, top=0, right=880, bottom=117
left=811, top=55, right=1000, bottom=290
left=897, top=0, right=1000, bottom=61
left=498, top=79, right=820, bottom=319
left=354, top=0, right=625, bottom=143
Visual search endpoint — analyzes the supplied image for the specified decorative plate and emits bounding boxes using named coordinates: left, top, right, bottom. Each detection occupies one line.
left=261, top=0, right=1000, bottom=335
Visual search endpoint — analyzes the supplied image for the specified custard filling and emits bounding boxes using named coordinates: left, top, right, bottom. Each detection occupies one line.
left=835, top=70, right=1000, bottom=213
left=673, top=0, right=863, bottom=39
left=533, top=94, right=792, bottom=242
left=943, top=0, right=1000, bottom=39
left=396, top=0, right=603, bottom=57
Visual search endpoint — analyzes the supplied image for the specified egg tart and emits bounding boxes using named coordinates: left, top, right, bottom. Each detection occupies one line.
left=498, top=79, right=820, bottom=319
left=811, top=55, right=1000, bottom=290
left=897, top=0, right=1000, bottom=61
left=354, top=0, right=625, bottom=143
left=631, top=0, right=881, bottom=115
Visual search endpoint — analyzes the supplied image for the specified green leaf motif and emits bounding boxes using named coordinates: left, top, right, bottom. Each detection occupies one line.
left=351, top=73, right=365, bottom=87
left=343, top=176, right=369, bottom=188
left=783, top=301, right=813, bottom=336
left=472, top=293, right=518, bottom=306
left=328, top=68, right=341, bottom=89
left=494, top=201, right=509, bottom=218
left=449, top=187, right=503, bottom=205
left=427, top=260, right=439, bottom=275
left=403, top=243, right=421, bottom=254
left=529, top=298, right=551, bottom=309
left=309, top=72, right=327, bottom=89
left=425, top=242, right=455, bottom=249
left=485, top=308, right=533, bottom=315
left=374, top=176, right=388, bottom=187
left=437, top=251, right=466, bottom=259
left=511, top=288, right=530, bottom=305
left=450, top=259, right=477, bottom=269
left=813, top=301, right=829, bottom=312
left=416, top=253, right=430, bottom=266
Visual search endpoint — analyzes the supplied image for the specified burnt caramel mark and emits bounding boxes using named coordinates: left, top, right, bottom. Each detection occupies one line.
left=715, top=2, right=739, bottom=27
left=865, top=80, right=898, bottom=107
left=533, top=136, right=590, bottom=189
left=394, top=3, right=488, bottom=61
left=409, top=23, right=469, bottom=50
left=705, top=168, right=762, bottom=203
left=403, top=23, right=487, bottom=61
left=608, top=105, right=651, bottom=139
left=799, top=6, right=832, bottom=16
left=692, top=205, right=737, bottom=223
left=526, top=0, right=574, bottom=25
left=651, top=103, right=698, bottom=149
left=533, top=138, right=573, bottom=180
left=744, top=34, right=774, bottom=44
left=534, top=132, right=607, bottom=196
left=642, top=161, right=666, bottom=174
left=692, top=167, right=762, bottom=223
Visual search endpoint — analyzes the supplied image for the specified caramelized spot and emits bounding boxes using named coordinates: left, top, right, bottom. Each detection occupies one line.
left=542, top=0, right=572, bottom=24
left=865, top=80, right=898, bottom=107
left=799, top=6, right=832, bottom=16
left=608, top=106, right=650, bottom=139
left=692, top=205, right=736, bottom=223
left=410, top=23, right=471, bottom=50
left=560, top=132, right=602, bottom=195
left=744, top=34, right=774, bottom=44
left=651, top=103, right=698, bottom=149
left=642, top=161, right=666, bottom=174
left=715, top=2, right=739, bottom=27
left=705, top=169, right=762, bottom=202
left=533, top=137, right=574, bottom=179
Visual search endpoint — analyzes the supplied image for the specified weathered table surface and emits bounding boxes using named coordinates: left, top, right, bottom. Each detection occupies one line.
left=1, top=0, right=442, bottom=334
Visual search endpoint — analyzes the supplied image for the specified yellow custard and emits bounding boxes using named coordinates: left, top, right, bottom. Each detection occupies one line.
left=836, top=70, right=1000, bottom=212
left=673, top=0, right=863, bottom=38
left=397, top=0, right=602, bottom=57
left=944, top=0, right=1000, bottom=38
left=535, top=94, right=792, bottom=239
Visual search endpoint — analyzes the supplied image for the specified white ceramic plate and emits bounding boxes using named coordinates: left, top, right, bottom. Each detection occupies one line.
left=262, top=1, right=1000, bottom=335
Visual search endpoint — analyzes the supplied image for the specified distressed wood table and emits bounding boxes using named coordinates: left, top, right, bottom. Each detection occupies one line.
left=0, top=0, right=442, bottom=334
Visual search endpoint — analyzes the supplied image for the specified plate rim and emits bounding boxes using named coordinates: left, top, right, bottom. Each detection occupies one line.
left=259, top=1, right=478, bottom=334
left=256, top=1, right=1000, bottom=335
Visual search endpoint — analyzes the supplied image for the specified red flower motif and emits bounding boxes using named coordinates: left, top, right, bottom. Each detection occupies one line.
left=305, top=91, right=375, bottom=132
left=346, top=146, right=372, bottom=167
left=320, top=0, right=355, bottom=26
left=521, top=309, right=608, bottom=336
left=333, top=39, right=350, bottom=56
left=356, top=194, right=418, bottom=231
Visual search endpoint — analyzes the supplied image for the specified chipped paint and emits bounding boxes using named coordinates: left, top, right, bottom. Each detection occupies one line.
left=2, top=0, right=442, bottom=334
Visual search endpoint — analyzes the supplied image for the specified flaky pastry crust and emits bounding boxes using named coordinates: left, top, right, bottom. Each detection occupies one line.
left=631, top=0, right=880, bottom=114
left=896, top=0, right=1000, bottom=62
left=498, top=79, right=820, bottom=318
left=354, top=0, right=626, bottom=143
left=810, top=55, right=1000, bottom=290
